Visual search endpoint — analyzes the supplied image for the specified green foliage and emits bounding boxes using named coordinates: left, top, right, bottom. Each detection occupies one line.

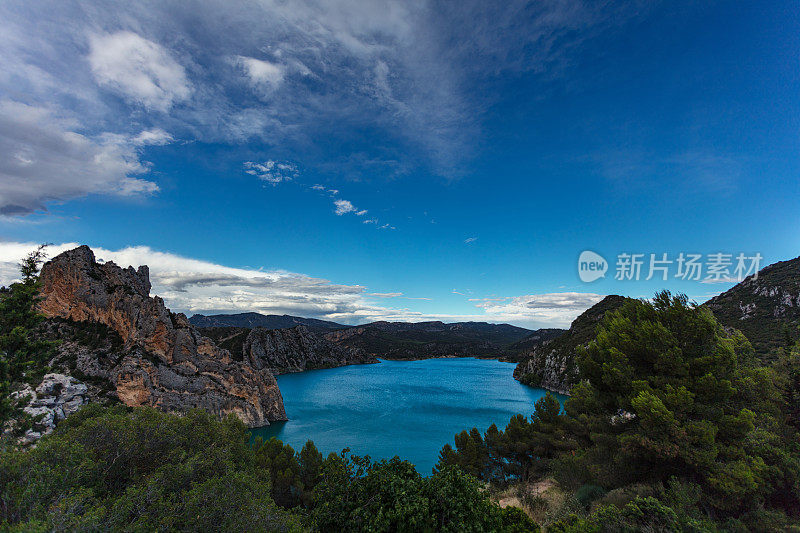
left=0, top=245, right=57, bottom=440
left=311, top=452, right=534, bottom=532
left=564, top=291, right=799, bottom=515
left=574, top=484, right=605, bottom=508
left=515, top=295, right=629, bottom=386
left=253, top=437, right=325, bottom=508
left=704, top=257, right=800, bottom=358
left=0, top=404, right=302, bottom=531
left=442, top=291, right=800, bottom=528
left=437, top=392, right=575, bottom=483
left=0, top=402, right=537, bottom=531
left=549, top=497, right=682, bottom=533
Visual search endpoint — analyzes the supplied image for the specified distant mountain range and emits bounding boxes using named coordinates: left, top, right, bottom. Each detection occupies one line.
left=323, top=321, right=547, bottom=361
left=189, top=312, right=347, bottom=332
left=192, top=312, right=564, bottom=362
left=193, top=254, right=800, bottom=379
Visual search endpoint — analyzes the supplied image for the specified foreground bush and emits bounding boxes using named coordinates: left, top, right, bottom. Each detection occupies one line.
left=311, top=453, right=538, bottom=532
left=0, top=404, right=302, bottom=532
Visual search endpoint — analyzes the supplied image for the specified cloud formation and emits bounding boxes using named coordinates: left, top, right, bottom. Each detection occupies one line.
left=334, top=199, right=356, bottom=215
left=233, top=56, right=285, bottom=92
left=0, top=1, right=646, bottom=215
left=469, top=293, right=606, bottom=327
left=243, top=160, right=298, bottom=183
left=0, top=242, right=601, bottom=328
left=0, top=101, right=160, bottom=215
left=88, top=32, right=192, bottom=112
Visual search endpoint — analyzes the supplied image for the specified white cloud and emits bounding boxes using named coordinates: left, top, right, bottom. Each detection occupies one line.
left=243, top=160, right=298, bottom=183
left=0, top=100, right=159, bottom=215
left=369, top=292, right=403, bottom=298
left=468, top=293, right=606, bottom=328
left=700, top=277, right=740, bottom=285
left=233, top=55, right=285, bottom=91
left=312, top=186, right=389, bottom=228
left=334, top=199, right=356, bottom=215
left=132, top=128, right=174, bottom=146
left=464, top=237, right=477, bottom=244
left=0, top=242, right=603, bottom=328
left=88, top=31, right=192, bottom=112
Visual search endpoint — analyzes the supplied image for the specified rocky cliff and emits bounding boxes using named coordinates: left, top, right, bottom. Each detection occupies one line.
left=513, top=295, right=629, bottom=394
left=243, top=325, right=377, bottom=374
left=37, top=245, right=286, bottom=427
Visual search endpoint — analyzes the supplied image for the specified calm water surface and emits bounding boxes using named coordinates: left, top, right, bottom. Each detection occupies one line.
left=251, top=357, right=564, bottom=474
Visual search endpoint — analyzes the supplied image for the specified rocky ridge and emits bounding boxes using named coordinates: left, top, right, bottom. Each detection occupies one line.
left=190, top=312, right=346, bottom=332
left=243, top=325, right=378, bottom=374
left=37, top=245, right=286, bottom=428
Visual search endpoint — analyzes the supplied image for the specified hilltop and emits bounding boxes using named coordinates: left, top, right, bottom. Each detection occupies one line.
left=705, top=255, right=800, bottom=358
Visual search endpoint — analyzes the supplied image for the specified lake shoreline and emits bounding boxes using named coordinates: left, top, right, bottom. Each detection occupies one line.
left=251, top=357, right=567, bottom=474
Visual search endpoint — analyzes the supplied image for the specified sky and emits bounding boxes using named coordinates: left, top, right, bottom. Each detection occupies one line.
left=0, top=0, right=798, bottom=329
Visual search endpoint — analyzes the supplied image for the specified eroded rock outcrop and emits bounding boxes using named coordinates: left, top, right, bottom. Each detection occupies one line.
left=11, top=373, right=89, bottom=445
left=38, top=246, right=286, bottom=427
left=244, top=325, right=378, bottom=374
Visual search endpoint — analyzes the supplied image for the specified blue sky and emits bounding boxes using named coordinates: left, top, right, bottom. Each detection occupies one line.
left=0, top=1, right=798, bottom=328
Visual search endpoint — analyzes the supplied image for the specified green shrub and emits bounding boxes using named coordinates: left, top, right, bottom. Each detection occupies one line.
left=0, top=404, right=302, bottom=532
left=575, top=484, right=606, bottom=508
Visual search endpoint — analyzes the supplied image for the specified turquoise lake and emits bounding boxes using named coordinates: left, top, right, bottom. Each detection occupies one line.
left=251, top=357, right=564, bottom=474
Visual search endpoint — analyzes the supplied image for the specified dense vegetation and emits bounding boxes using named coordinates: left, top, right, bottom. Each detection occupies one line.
left=327, top=321, right=538, bottom=360
left=438, top=292, right=800, bottom=530
left=499, top=329, right=566, bottom=360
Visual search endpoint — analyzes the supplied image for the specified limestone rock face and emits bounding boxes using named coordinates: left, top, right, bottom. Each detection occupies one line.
left=244, top=325, right=378, bottom=374
left=38, top=246, right=286, bottom=427
left=12, top=373, right=89, bottom=445
left=513, top=349, right=575, bottom=395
